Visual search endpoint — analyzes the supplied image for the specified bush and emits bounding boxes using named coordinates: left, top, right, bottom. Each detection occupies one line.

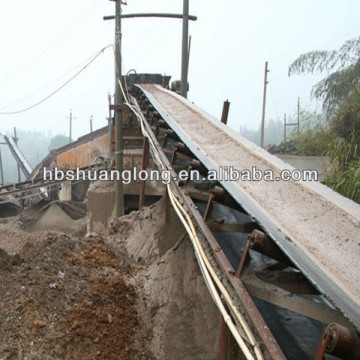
left=288, top=112, right=334, bottom=156
left=331, top=88, right=360, bottom=140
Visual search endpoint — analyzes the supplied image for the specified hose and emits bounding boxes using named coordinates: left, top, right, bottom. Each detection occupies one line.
left=167, top=185, right=263, bottom=360
left=117, top=80, right=264, bottom=360
left=167, top=186, right=256, bottom=360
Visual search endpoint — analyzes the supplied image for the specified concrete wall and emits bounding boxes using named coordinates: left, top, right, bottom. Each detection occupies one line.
left=59, top=181, right=72, bottom=201
left=87, top=181, right=115, bottom=235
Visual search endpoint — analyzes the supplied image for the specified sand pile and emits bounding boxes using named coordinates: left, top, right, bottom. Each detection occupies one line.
left=138, top=236, right=220, bottom=359
left=0, top=213, right=51, bottom=254
left=0, top=196, right=221, bottom=359
left=109, top=198, right=220, bottom=359
left=0, top=200, right=87, bottom=254
left=0, top=202, right=19, bottom=218
left=22, top=201, right=86, bottom=235
left=109, top=198, right=184, bottom=265
left=0, top=233, right=152, bottom=360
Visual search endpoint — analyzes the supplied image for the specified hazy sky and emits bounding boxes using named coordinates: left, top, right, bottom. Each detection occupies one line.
left=1, top=0, right=360, bottom=142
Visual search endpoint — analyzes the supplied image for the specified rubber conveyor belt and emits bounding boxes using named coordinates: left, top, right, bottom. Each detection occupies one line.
left=137, top=84, right=360, bottom=330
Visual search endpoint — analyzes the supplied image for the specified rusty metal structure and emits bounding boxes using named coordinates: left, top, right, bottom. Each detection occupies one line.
left=0, top=79, right=161, bottom=205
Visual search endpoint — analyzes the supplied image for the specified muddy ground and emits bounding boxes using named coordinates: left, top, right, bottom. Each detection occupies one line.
left=0, top=198, right=219, bottom=359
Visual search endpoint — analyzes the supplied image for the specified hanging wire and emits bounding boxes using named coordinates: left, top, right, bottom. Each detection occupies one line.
left=0, top=45, right=112, bottom=116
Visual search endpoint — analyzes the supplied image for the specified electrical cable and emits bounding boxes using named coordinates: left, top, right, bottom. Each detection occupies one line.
left=167, top=186, right=256, bottom=360
left=167, top=186, right=264, bottom=360
left=0, top=45, right=112, bottom=116
left=115, top=75, right=264, bottom=359
left=0, top=0, right=101, bottom=85
left=0, top=49, right=108, bottom=112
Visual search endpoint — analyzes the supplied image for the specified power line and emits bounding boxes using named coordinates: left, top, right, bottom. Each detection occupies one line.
left=267, top=28, right=360, bottom=80
left=0, top=49, right=105, bottom=112
left=66, top=109, right=77, bottom=144
left=0, top=45, right=112, bottom=116
left=318, top=25, right=360, bottom=49
left=0, top=0, right=101, bottom=86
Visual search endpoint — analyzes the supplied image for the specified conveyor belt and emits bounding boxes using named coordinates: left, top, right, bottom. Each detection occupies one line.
left=3, top=135, right=33, bottom=177
left=137, top=84, right=360, bottom=330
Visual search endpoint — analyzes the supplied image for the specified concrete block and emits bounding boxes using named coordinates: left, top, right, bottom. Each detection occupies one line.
left=87, top=181, right=115, bottom=235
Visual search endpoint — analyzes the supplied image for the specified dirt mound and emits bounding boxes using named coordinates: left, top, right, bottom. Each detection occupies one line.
left=109, top=198, right=220, bottom=359
left=22, top=199, right=48, bottom=217
left=23, top=201, right=86, bottom=234
left=0, top=224, right=36, bottom=254
left=0, top=248, right=13, bottom=271
left=0, top=202, right=19, bottom=218
left=109, top=198, right=184, bottom=265
left=57, top=201, right=87, bottom=220
left=137, top=235, right=220, bottom=359
left=0, top=197, right=220, bottom=359
left=0, top=234, right=153, bottom=360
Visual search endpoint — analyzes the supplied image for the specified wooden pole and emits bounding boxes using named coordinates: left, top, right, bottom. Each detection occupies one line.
left=221, top=100, right=230, bottom=125
left=260, top=61, right=269, bottom=148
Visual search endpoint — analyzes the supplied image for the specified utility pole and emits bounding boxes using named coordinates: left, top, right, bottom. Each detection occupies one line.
left=90, top=115, right=93, bottom=135
left=13, top=127, right=21, bottom=182
left=297, top=97, right=300, bottom=135
left=284, top=111, right=299, bottom=141
left=260, top=61, right=269, bottom=149
left=114, top=0, right=124, bottom=217
left=104, top=4, right=196, bottom=101
left=180, top=0, right=189, bottom=98
left=107, top=93, right=113, bottom=162
left=103, top=2, right=198, bottom=216
left=0, top=145, right=4, bottom=185
left=66, top=109, right=76, bottom=144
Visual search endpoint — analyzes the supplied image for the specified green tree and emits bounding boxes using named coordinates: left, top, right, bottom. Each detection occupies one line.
left=288, top=110, right=333, bottom=156
left=289, top=37, right=360, bottom=203
left=289, top=36, right=360, bottom=115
